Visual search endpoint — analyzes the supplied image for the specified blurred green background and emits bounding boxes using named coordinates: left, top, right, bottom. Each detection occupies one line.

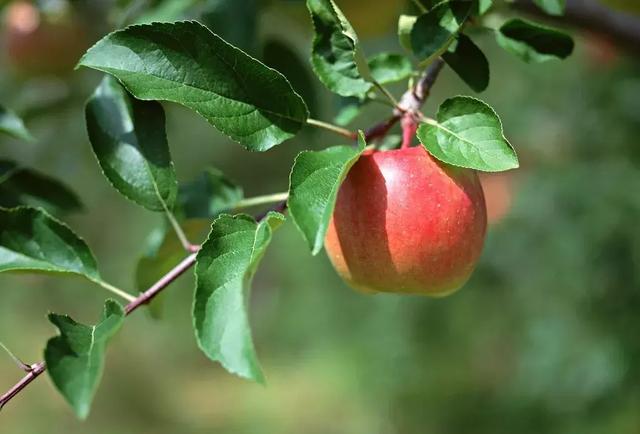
left=1, top=0, right=640, bottom=433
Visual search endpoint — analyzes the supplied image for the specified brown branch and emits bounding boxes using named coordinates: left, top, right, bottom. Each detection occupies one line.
left=512, top=0, right=640, bottom=55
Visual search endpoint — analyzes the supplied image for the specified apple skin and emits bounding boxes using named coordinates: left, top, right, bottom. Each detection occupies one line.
left=325, top=146, right=487, bottom=296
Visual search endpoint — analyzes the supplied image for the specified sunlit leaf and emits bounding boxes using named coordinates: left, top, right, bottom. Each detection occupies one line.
left=79, top=21, right=308, bottom=151
left=288, top=132, right=366, bottom=254
left=193, top=212, right=285, bottom=382
left=307, top=0, right=373, bottom=98
left=45, top=300, right=125, bottom=419
left=417, top=96, right=518, bottom=171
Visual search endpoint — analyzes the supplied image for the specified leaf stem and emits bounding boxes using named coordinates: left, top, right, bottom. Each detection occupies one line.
left=372, top=80, right=401, bottom=108
left=0, top=341, right=30, bottom=372
left=401, top=114, right=419, bottom=149
left=306, top=118, right=356, bottom=139
left=95, top=280, right=137, bottom=303
left=164, top=209, right=197, bottom=252
left=234, top=192, right=289, bottom=210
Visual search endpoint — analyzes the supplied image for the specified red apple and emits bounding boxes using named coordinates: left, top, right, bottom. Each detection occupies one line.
left=325, top=146, right=487, bottom=296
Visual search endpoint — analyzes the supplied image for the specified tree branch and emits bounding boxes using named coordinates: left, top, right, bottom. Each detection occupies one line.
left=512, top=0, right=640, bottom=55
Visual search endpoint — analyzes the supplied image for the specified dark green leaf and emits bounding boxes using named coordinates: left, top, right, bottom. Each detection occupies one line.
left=177, top=168, right=243, bottom=219
left=79, top=21, right=308, bottom=151
left=442, top=34, right=489, bottom=92
left=496, top=18, right=574, bottom=63
left=262, top=39, right=318, bottom=118
left=0, top=160, right=82, bottom=214
left=410, top=0, right=473, bottom=63
left=398, top=15, right=417, bottom=53
left=44, top=299, right=125, bottom=419
left=367, top=53, right=413, bottom=85
left=193, top=212, right=285, bottom=382
left=417, top=96, right=518, bottom=171
left=0, top=207, right=101, bottom=281
left=0, top=104, right=33, bottom=142
left=533, top=0, right=565, bottom=16
left=288, top=133, right=366, bottom=254
left=307, top=0, right=373, bottom=98
left=201, top=0, right=259, bottom=54
left=85, top=77, right=177, bottom=212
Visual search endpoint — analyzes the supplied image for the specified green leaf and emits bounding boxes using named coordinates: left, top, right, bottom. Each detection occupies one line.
left=496, top=18, right=574, bottom=63
left=417, top=96, right=518, bottom=172
left=262, top=39, right=318, bottom=118
left=85, top=76, right=177, bottom=212
left=442, top=34, right=489, bottom=92
left=410, top=0, right=473, bottom=63
left=201, top=0, right=259, bottom=54
left=367, top=53, right=413, bottom=85
left=333, top=101, right=363, bottom=126
left=533, top=0, right=565, bottom=16
left=193, top=212, right=285, bottom=382
left=307, top=0, right=373, bottom=98
left=0, top=160, right=83, bottom=214
left=44, top=299, right=125, bottom=419
left=476, top=0, right=493, bottom=15
left=288, top=132, right=366, bottom=255
left=398, top=15, right=417, bottom=53
left=0, top=104, right=33, bottom=142
left=0, top=206, right=101, bottom=281
left=79, top=21, right=308, bottom=151
left=136, top=220, right=210, bottom=319
left=177, top=168, right=243, bottom=219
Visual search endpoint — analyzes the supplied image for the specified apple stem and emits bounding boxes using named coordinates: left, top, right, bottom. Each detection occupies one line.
left=401, top=114, right=418, bottom=149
